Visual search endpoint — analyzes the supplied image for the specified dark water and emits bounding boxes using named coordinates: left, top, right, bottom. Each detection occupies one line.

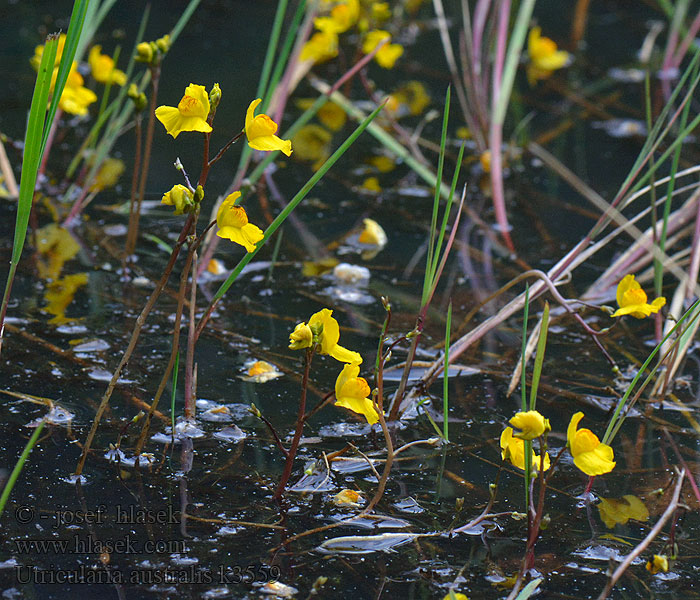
left=1, top=1, right=700, bottom=599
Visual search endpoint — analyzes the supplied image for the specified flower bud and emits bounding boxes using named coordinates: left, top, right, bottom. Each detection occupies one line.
left=156, top=34, right=171, bottom=54
left=289, top=322, right=313, bottom=350
left=194, top=185, right=205, bottom=204
left=135, top=41, right=153, bottom=63
left=209, top=83, right=222, bottom=112
left=161, top=184, right=194, bottom=216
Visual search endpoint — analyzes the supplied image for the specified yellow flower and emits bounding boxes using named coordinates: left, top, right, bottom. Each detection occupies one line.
left=333, top=489, right=363, bottom=507
left=291, top=124, right=332, bottom=171
left=245, top=99, right=292, bottom=156
left=385, top=81, right=430, bottom=118
left=289, top=322, right=313, bottom=350
left=311, top=309, right=362, bottom=363
left=57, top=65, right=98, bottom=116
left=241, top=360, right=283, bottom=383
left=335, top=363, right=379, bottom=424
left=367, top=155, right=395, bottom=173
left=300, top=30, right=339, bottom=63
left=215, top=191, right=264, bottom=252
left=362, top=30, right=403, bottom=69
left=161, top=184, right=193, bottom=215
left=597, top=495, right=649, bottom=529
left=567, top=412, right=616, bottom=476
left=358, top=218, right=387, bottom=247
left=315, top=0, right=360, bottom=34
left=361, top=176, right=382, bottom=193
left=509, top=410, right=550, bottom=440
left=442, top=594, right=469, bottom=600
left=88, top=46, right=127, bottom=86
left=527, top=27, right=570, bottom=85
left=611, top=274, right=666, bottom=319
left=646, top=554, right=669, bottom=575
left=90, top=158, right=125, bottom=191
left=296, top=98, right=346, bottom=131
left=155, top=83, right=212, bottom=139
left=371, top=2, right=392, bottom=21
left=500, top=427, right=550, bottom=472
left=333, top=488, right=364, bottom=507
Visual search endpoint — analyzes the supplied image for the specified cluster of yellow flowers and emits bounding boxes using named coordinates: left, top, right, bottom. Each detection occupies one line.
left=300, top=0, right=403, bottom=69
left=31, top=34, right=127, bottom=116
left=289, top=308, right=379, bottom=425
left=156, top=84, right=293, bottom=254
left=500, top=409, right=615, bottom=476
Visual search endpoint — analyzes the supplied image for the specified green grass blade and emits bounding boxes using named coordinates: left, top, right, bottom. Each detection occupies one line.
left=258, top=0, right=290, bottom=109
left=529, top=302, right=549, bottom=411
left=0, top=420, right=46, bottom=519
left=169, top=0, right=202, bottom=45
left=430, top=143, right=465, bottom=287
left=520, top=285, right=530, bottom=411
left=0, top=37, right=58, bottom=349
left=443, top=301, right=452, bottom=441
left=423, top=87, right=451, bottom=305
left=41, top=0, right=90, bottom=157
left=210, top=103, right=384, bottom=303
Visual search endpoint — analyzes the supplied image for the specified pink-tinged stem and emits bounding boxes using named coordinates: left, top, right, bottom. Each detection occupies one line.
left=274, top=349, right=312, bottom=500
left=672, top=11, right=700, bottom=69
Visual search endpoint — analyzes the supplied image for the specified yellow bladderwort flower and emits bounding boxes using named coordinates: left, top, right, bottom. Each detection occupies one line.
left=334, top=363, right=379, bottom=424
left=646, top=555, right=669, bottom=575
left=155, top=83, right=213, bottom=139
left=362, top=30, right=403, bottom=69
left=598, top=495, right=649, bottom=529
left=90, top=158, right=125, bottom=192
left=315, top=0, right=360, bottom=33
left=442, top=594, right=469, bottom=600
left=509, top=410, right=550, bottom=440
left=611, top=274, right=666, bottom=319
left=291, top=124, right=332, bottom=171
left=300, top=30, right=339, bottom=63
left=289, top=322, right=313, bottom=350
left=371, top=2, right=392, bottom=22
left=527, top=26, right=570, bottom=85
left=55, top=65, right=98, bottom=116
left=567, top=412, right=616, bottom=476
left=295, top=98, right=346, bottom=131
left=333, top=489, right=364, bottom=507
left=500, top=427, right=550, bottom=472
left=385, top=81, right=430, bottom=118
left=88, top=46, right=127, bottom=86
left=358, top=218, right=387, bottom=247
left=215, top=192, right=264, bottom=253
left=289, top=309, right=362, bottom=363
left=161, top=184, right=193, bottom=215
left=245, top=99, right=292, bottom=156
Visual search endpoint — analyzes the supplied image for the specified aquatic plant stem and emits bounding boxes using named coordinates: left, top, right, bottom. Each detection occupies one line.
left=274, top=348, right=313, bottom=500
left=184, top=247, right=198, bottom=420
left=133, top=218, right=216, bottom=456
left=125, top=65, right=160, bottom=261
left=75, top=214, right=194, bottom=476
left=123, top=113, right=143, bottom=270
